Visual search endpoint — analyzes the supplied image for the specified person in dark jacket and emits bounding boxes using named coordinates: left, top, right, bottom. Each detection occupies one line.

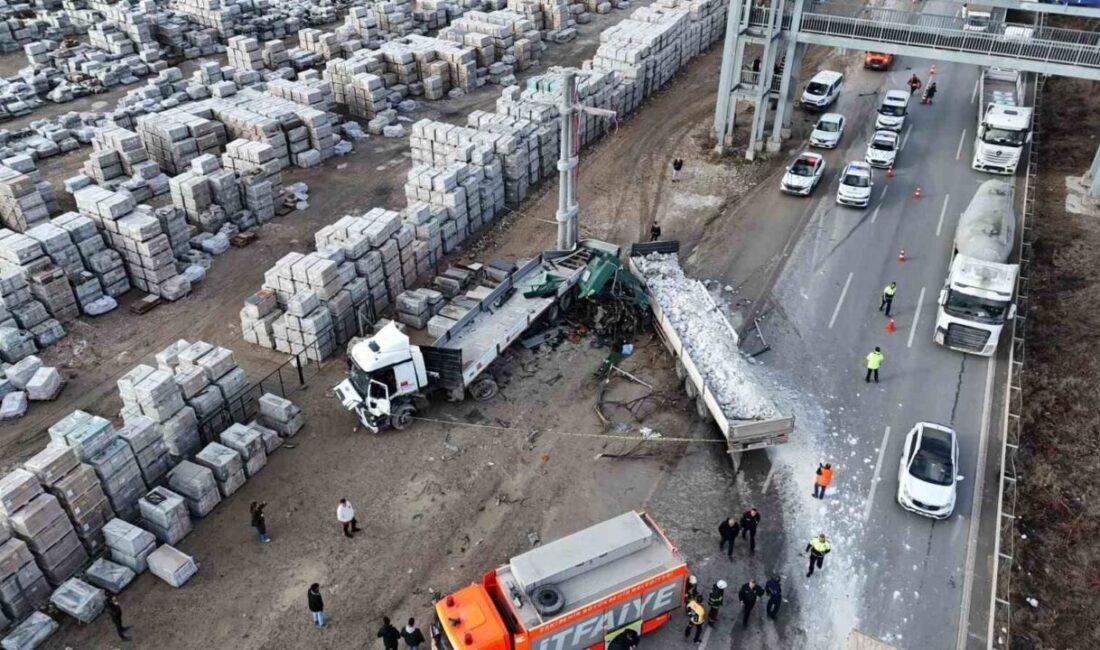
left=684, top=574, right=701, bottom=605
left=377, top=616, right=401, bottom=650
left=739, top=508, right=761, bottom=554
left=250, top=501, right=270, bottom=543
left=401, top=618, right=426, bottom=650
left=765, top=576, right=783, bottom=619
left=672, top=158, right=684, bottom=182
left=307, top=583, right=326, bottom=627
left=718, top=517, right=740, bottom=559
left=706, top=580, right=726, bottom=626
left=106, top=595, right=130, bottom=640
left=738, top=579, right=765, bottom=627
left=649, top=220, right=662, bottom=242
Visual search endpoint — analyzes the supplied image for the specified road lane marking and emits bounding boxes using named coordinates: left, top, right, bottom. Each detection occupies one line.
left=863, top=425, right=892, bottom=521
left=870, top=205, right=882, bottom=224
left=956, top=358, right=998, bottom=650
left=762, top=464, right=776, bottom=494
left=698, top=624, right=713, bottom=649
left=971, top=78, right=979, bottom=104
left=900, top=124, right=912, bottom=151
left=828, top=272, right=854, bottom=329
left=907, top=287, right=927, bottom=348
left=956, top=129, right=967, bottom=161
left=937, top=193, right=951, bottom=237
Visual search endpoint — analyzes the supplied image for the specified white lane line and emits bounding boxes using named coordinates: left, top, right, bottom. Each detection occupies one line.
left=956, top=129, right=968, bottom=161
left=828, top=272, right=854, bottom=329
left=907, top=286, right=927, bottom=348
left=900, top=124, right=913, bottom=151
left=870, top=205, right=882, bottom=224
left=761, top=464, right=777, bottom=494
left=956, top=358, right=998, bottom=650
left=698, top=624, right=713, bottom=649
left=971, top=78, right=979, bottom=104
left=880, top=185, right=890, bottom=201
left=863, top=425, right=892, bottom=521
left=936, top=193, right=951, bottom=237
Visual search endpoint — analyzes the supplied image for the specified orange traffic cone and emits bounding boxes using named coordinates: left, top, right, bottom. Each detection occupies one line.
left=886, top=164, right=894, bottom=178
left=930, top=64, right=936, bottom=76
left=897, top=248, right=907, bottom=263
left=886, top=318, right=896, bottom=333
left=914, top=187, right=922, bottom=200
left=920, top=91, right=929, bottom=104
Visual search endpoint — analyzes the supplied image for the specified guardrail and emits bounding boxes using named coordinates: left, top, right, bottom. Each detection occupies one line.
left=988, top=72, right=1044, bottom=650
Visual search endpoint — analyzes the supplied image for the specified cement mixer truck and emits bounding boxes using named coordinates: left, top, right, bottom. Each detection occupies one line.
left=933, top=180, right=1018, bottom=356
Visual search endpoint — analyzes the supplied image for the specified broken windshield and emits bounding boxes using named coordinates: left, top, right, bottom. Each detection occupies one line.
left=944, top=289, right=1007, bottom=323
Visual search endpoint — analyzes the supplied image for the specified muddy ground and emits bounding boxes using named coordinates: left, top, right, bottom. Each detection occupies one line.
left=1012, top=75, right=1100, bottom=650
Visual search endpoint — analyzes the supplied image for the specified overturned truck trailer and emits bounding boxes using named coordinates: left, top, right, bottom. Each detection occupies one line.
left=629, top=242, right=793, bottom=458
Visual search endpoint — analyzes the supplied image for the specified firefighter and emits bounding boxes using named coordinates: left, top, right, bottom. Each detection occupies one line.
left=684, top=575, right=701, bottom=605
left=707, top=580, right=727, bottom=626
left=805, top=534, right=832, bottom=577
left=684, top=596, right=706, bottom=643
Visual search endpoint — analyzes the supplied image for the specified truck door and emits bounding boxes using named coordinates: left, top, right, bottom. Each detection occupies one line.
left=605, top=623, right=641, bottom=649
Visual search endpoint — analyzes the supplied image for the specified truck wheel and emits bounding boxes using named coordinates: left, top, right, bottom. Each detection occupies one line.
left=558, top=289, right=574, bottom=312
left=696, top=395, right=710, bottom=420
left=674, top=360, right=686, bottom=380
left=684, top=378, right=698, bottom=400
left=545, top=302, right=561, bottom=324
left=531, top=584, right=566, bottom=616
left=471, top=377, right=498, bottom=401
left=390, top=403, right=415, bottom=430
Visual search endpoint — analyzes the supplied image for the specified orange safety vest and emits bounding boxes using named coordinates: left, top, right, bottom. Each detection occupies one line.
left=816, top=467, right=833, bottom=487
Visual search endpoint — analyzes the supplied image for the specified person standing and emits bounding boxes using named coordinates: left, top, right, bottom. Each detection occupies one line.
left=378, top=616, right=401, bottom=650
left=739, top=508, right=761, bottom=554
left=250, top=501, right=270, bottom=543
left=684, top=574, right=701, bottom=605
left=814, top=463, right=834, bottom=499
left=706, top=580, right=726, bottom=626
left=650, top=220, right=662, bottom=242
left=907, top=73, right=922, bottom=96
left=927, top=82, right=938, bottom=103
left=737, top=579, right=765, bottom=628
left=718, top=516, right=740, bottom=559
left=337, top=498, right=360, bottom=538
left=307, top=583, right=326, bottom=628
left=765, top=576, right=783, bottom=619
left=106, top=595, right=130, bottom=640
left=805, top=534, right=832, bottom=578
left=865, top=347, right=884, bottom=383
left=672, top=158, right=684, bottom=182
left=684, top=596, right=706, bottom=643
left=879, top=282, right=897, bottom=317
left=401, top=618, right=426, bottom=650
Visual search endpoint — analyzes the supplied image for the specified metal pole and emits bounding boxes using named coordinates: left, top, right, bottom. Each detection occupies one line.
left=1086, top=143, right=1100, bottom=198
left=556, top=70, right=579, bottom=251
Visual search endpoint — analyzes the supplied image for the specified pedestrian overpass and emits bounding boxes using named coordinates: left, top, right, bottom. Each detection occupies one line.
left=714, top=0, right=1100, bottom=156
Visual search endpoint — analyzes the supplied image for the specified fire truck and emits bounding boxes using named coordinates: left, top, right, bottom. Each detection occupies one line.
left=432, top=511, right=688, bottom=650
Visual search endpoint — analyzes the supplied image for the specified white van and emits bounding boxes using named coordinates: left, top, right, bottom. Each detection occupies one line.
left=801, top=71, right=844, bottom=111
left=875, top=90, right=909, bottom=131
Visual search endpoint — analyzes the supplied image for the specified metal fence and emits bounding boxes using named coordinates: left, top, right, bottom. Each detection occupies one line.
left=989, top=72, right=1045, bottom=650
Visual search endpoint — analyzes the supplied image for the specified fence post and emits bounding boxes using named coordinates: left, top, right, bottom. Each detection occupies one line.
left=295, top=352, right=307, bottom=390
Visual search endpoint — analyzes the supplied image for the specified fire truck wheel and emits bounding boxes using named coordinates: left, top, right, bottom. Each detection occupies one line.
left=531, top=584, right=565, bottom=616
left=390, top=403, right=415, bottom=430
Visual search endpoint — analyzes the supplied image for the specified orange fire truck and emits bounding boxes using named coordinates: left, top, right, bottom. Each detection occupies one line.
left=432, top=511, right=688, bottom=650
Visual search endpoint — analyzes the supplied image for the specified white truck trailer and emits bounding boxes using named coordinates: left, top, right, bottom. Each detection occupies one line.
left=972, top=68, right=1033, bottom=175
left=934, top=180, right=1019, bottom=356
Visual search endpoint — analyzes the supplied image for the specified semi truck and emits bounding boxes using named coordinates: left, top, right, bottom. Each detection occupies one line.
left=432, top=511, right=688, bottom=650
left=934, top=180, right=1019, bottom=356
left=972, top=68, right=1033, bottom=175
left=333, top=240, right=618, bottom=432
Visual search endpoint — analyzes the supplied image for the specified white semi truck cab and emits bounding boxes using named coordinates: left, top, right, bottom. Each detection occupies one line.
left=934, top=180, right=1019, bottom=356
left=972, top=68, right=1033, bottom=175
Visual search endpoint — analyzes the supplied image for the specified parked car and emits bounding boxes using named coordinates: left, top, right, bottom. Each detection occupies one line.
left=836, top=161, right=873, bottom=208
left=865, top=130, right=899, bottom=168
left=875, top=90, right=910, bottom=132
left=801, top=70, right=844, bottom=111
left=810, top=113, right=846, bottom=149
left=781, top=152, right=825, bottom=196
left=897, top=422, right=959, bottom=519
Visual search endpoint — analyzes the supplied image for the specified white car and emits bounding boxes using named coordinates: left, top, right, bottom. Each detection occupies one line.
left=874, top=89, right=909, bottom=131
left=781, top=152, right=825, bottom=196
left=836, top=161, right=873, bottom=208
left=865, top=130, right=899, bottom=168
left=801, top=70, right=844, bottom=111
left=897, top=422, right=959, bottom=520
left=810, top=113, right=846, bottom=149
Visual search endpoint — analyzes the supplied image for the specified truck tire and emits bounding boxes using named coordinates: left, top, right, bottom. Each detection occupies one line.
left=545, top=302, right=561, bottom=324
left=470, top=377, right=498, bottom=401
left=684, top=378, right=698, bottom=400
left=390, top=403, right=415, bottom=430
left=696, top=395, right=709, bottom=419
left=674, top=360, right=686, bottom=380
left=531, top=584, right=566, bottom=617
left=558, top=289, right=574, bottom=312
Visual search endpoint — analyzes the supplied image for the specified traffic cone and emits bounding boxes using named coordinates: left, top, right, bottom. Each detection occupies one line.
left=929, top=64, right=936, bottom=76
left=914, top=187, right=922, bottom=200
left=897, top=248, right=907, bottom=263
left=886, top=164, right=894, bottom=178
left=886, top=318, right=896, bottom=333
left=920, top=90, right=929, bottom=104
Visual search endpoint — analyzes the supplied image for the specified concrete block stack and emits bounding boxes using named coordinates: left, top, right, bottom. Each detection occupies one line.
left=0, top=167, right=51, bottom=233
left=168, top=154, right=243, bottom=232
left=49, top=577, right=105, bottom=624
left=1, top=156, right=57, bottom=215
left=394, top=287, right=446, bottom=329
left=343, top=6, right=383, bottom=45
left=7, top=356, right=63, bottom=405
left=52, top=212, right=130, bottom=299
left=85, top=437, right=148, bottom=524
left=165, top=461, right=221, bottom=518
left=24, top=222, right=88, bottom=283
left=297, top=27, right=342, bottom=60
left=83, top=557, right=135, bottom=594
left=25, top=265, right=78, bottom=327
left=266, top=78, right=336, bottom=113
left=25, top=440, right=114, bottom=556
left=381, top=35, right=479, bottom=95
left=194, top=442, right=246, bottom=498
left=173, top=0, right=242, bottom=38
left=0, top=481, right=51, bottom=619
left=262, top=40, right=291, bottom=70
left=324, top=55, right=389, bottom=118
left=370, top=0, right=418, bottom=36
left=227, top=36, right=265, bottom=72
left=87, top=21, right=139, bottom=56
left=270, top=286, right=336, bottom=361
left=137, top=487, right=192, bottom=545
left=443, top=10, right=539, bottom=74
left=249, top=418, right=287, bottom=452
left=218, top=423, right=267, bottom=477
left=239, top=289, right=280, bottom=349
left=135, top=109, right=226, bottom=176
left=221, top=139, right=281, bottom=224
left=146, top=544, right=197, bottom=588
left=5, top=486, right=89, bottom=587
left=117, top=364, right=201, bottom=462
left=314, top=210, right=414, bottom=306
left=116, top=415, right=171, bottom=487
left=83, top=127, right=168, bottom=201
left=0, top=612, right=56, bottom=650
left=101, top=518, right=156, bottom=574
left=226, top=88, right=337, bottom=167
left=468, top=108, right=558, bottom=185
left=0, top=263, right=63, bottom=352
left=175, top=340, right=249, bottom=422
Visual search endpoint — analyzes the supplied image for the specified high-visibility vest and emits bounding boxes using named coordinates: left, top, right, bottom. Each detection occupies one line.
left=883, top=284, right=896, bottom=298
left=866, top=351, right=883, bottom=370
left=687, top=601, right=705, bottom=625
left=816, top=467, right=833, bottom=486
left=810, top=538, right=832, bottom=555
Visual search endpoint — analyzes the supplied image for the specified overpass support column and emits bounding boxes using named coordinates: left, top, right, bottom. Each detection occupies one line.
left=1087, top=144, right=1100, bottom=198
left=768, top=0, right=805, bottom=151
left=713, top=0, right=747, bottom=153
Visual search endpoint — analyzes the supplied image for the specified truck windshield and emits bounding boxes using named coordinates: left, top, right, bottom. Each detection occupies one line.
left=350, top=365, right=373, bottom=396
left=982, top=127, right=1026, bottom=147
left=967, top=15, right=990, bottom=28
left=944, top=290, right=1007, bottom=324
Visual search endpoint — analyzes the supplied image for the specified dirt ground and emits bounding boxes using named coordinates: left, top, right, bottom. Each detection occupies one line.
left=1012, top=75, right=1100, bottom=649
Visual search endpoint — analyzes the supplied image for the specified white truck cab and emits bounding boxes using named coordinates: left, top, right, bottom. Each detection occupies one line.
left=334, top=323, right=429, bottom=430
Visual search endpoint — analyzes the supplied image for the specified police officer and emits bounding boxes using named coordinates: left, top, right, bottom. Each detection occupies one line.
left=718, top=516, right=740, bottom=559
left=765, top=576, right=783, bottom=619
left=707, top=580, right=727, bottom=626
left=739, top=508, right=761, bottom=554
left=684, top=595, right=706, bottom=643
left=805, top=534, right=832, bottom=577
left=737, top=579, right=765, bottom=627
left=865, top=347, right=884, bottom=383
left=879, top=282, right=897, bottom=317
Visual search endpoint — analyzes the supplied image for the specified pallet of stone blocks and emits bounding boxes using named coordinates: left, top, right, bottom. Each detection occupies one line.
left=138, top=487, right=192, bottom=545
left=82, top=558, right=135, bottom=594
left=49, top=577, right=105, bottom=624
left=24, top=444, right=114, bottom=556
left=6, top=356, right=64, bottom=404
left=0, top=531, right=50, bottom=620
left=218, top=423, right=267, bottom=477
left=51, top=212, right=130, bottom=300
left=0, top=264, right=64, bottom=354
left=117, top=364, right=201, bottom=461
left=147, top=544, right=197, bottom=588
left=86, top=439, right=148, bottom=524
left=102, top=518, right=156, bottom=574
left=194, top=443, right=246, bottom=498
left=116, top=416, right=171, bottom=486
left=258, top=393, right=303, bottom=436
left=169, top=339, right=250, bottom=421
left=5, top=488, right=89, bottom=587
left=0, top=166, right=51, bottom=233
left=166, top=461, right=221, bottom=518
left=0, top=612, right=56, bottom=650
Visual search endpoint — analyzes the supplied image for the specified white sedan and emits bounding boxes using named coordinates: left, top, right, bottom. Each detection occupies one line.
left=865, top=130, right=899, bottom=168
left=836, top=161, right=873, bottom=208
left=897, top=422, right=959, bottom=519
left=809, top=113, right=846, bottom=149
left=780, top=152, right=825, bottom=196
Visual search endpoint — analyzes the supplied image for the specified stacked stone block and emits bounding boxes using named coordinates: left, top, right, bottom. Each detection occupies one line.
left=23, top=440, right=114, bottom=555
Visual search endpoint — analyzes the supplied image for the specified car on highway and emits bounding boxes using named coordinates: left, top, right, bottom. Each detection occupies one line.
left=897, top=422, right=959, bottom=519
left=781, top=152, right=825, bottom=196
left=865, top=130, right=899, bottom=168
left=801, top=70, right=844, bottom=111
left=864, top=51, right=893, bottom=70
left=875, top=90, right=910, bottom=131
left=809, top=113, right=846, bottom=149
left=836, top=161, right=873, bottom=208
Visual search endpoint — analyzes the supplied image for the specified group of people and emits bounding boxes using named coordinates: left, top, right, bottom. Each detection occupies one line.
left=307, top=586, right=435, bottom=650
left=683, top=573, right=784, bottom=642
